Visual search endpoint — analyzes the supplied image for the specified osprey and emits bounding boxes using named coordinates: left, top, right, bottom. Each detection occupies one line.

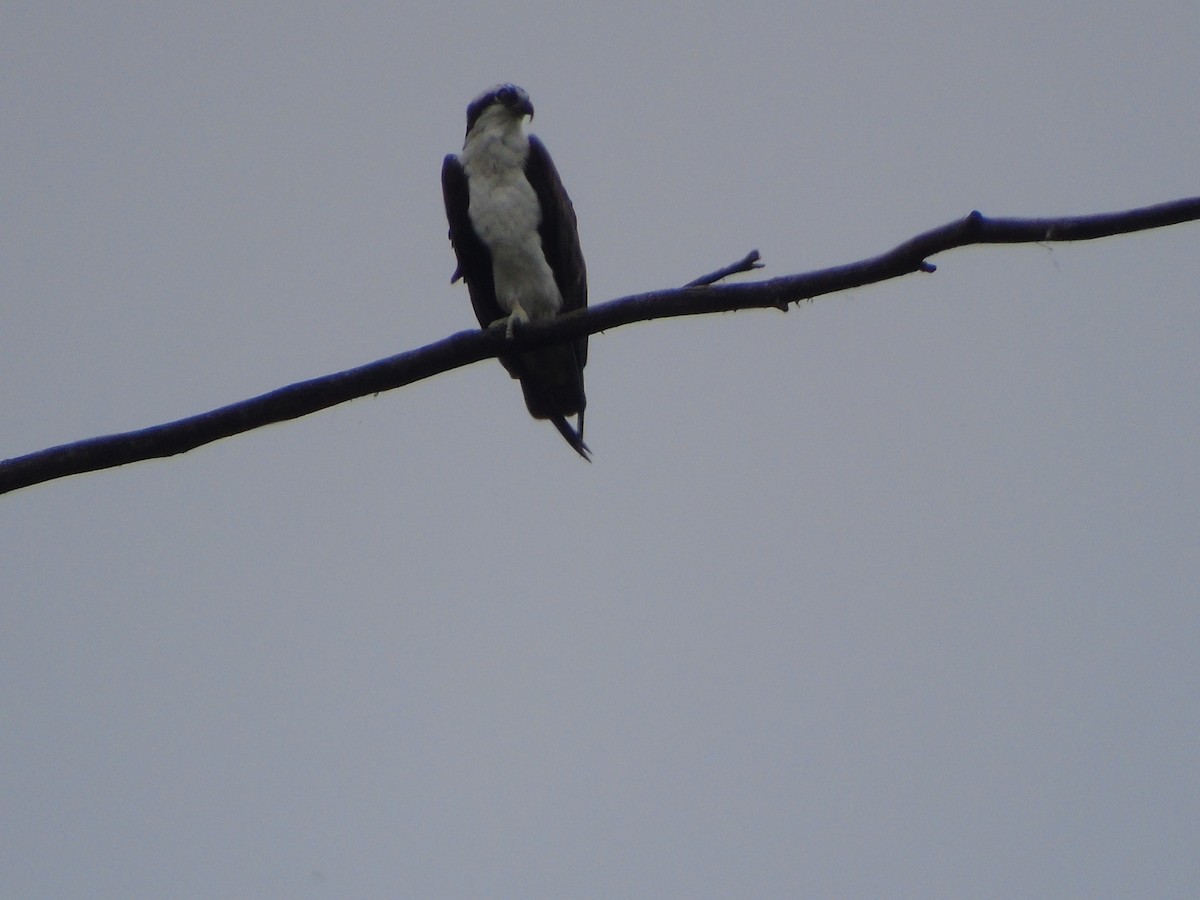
left=442, top=84, right=590, bottom=459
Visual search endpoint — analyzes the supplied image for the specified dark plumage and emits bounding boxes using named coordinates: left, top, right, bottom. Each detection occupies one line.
left=442, top=85, right=590, bottom=459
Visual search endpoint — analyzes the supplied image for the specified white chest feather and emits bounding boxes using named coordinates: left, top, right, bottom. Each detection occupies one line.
left=461, top=117, right=562, bottom=319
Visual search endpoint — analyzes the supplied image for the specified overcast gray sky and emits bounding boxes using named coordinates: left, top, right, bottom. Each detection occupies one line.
left=3, top=3, right=1198, bottom=897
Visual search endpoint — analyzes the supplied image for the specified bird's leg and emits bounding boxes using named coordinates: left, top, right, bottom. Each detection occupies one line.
left=492, top=301, right=528, bottom=340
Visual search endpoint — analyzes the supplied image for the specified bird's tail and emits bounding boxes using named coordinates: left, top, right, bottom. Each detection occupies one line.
left=549, top=412, right=591, bottom=461
left=515, top=344, right=590, bottom=460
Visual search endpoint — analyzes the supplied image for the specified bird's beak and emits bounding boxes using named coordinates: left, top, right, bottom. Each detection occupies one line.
left=516, top=98, right=534, bottom=120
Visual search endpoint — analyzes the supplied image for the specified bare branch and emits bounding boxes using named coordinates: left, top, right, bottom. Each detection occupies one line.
left=684, top=250, right=764, bottom=287
left=3, top=196, right=1198, bottom=495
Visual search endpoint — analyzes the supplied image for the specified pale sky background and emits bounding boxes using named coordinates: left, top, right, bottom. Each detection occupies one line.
left=3, top=4, right=1198, bottom=897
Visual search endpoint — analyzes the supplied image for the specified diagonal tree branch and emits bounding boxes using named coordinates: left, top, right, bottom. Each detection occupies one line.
left=684, top=250, right=764, bottom=287
left=3, top=196, right=1198, bottom=496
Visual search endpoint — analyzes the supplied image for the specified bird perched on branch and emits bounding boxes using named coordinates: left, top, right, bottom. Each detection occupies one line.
left=442, top=84, right=590, bottom=460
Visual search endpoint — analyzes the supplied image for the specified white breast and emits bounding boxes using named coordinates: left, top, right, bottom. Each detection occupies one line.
left=460, top=116, right=563, bottom=320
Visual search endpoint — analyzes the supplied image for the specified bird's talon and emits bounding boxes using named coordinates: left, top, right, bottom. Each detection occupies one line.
left=501, top=308, right=528, bottom=340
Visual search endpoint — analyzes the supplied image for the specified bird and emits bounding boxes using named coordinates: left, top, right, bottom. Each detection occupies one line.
left=442, top=84, right=590, bottom=460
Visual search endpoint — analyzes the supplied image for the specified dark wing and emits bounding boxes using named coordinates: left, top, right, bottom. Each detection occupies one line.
left=442, top=153, right=523, bottom=382
left=522, top=136, right=589, bottom=457
left=441, top=154, right=503, bottom=330
left=525, top=135, right=588, bottom=367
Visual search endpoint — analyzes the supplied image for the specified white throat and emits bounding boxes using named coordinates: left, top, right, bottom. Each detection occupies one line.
left=461, top=107, right=529, bottom=177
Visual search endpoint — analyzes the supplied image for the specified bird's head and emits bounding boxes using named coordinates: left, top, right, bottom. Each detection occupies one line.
left=465, top=83, right=534, bottom=137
